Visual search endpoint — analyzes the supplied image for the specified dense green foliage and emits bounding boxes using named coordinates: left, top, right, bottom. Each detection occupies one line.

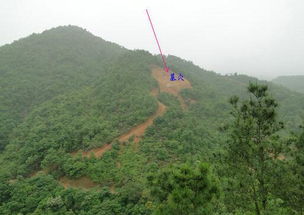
left=0, top=175, right=151, bottom=214
left=277, top=126, right=304, bottom=214
left=0, top=35, right=158, bottom=176
left=0, top=26, right=303, bottom=214
left=0, top=25, right=127, bottom=150
left=272, top=76, right=304, bottom=94
left=148, top=162, right=219, bottom=215
left=167, top=55, right=304, bottom=131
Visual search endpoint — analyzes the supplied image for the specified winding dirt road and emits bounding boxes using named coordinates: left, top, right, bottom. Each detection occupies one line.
left=73, top=67, right=192, bottom=158
left=60, top=67, right=191, bottom=189
left=73, top=92, right=167, bottom=159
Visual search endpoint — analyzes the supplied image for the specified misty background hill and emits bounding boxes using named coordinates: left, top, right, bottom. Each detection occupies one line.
left=0, top=26, right=303, bottom=214
left=272, top=75, right=304, bottom=94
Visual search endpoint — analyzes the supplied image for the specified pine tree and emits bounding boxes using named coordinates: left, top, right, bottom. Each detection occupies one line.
left=225, top=83, right=284, bottom=214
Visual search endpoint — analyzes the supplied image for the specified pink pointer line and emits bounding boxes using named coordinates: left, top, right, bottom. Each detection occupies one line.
left=146, top=9, right=169, bottom=72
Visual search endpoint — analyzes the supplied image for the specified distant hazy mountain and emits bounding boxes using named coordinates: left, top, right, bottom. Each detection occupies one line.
left=272, top=75, right=304, bottom=93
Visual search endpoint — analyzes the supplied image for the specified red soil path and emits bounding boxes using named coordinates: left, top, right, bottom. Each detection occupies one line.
left=73, top=67, right=191, bottom=159
left=59, top=176, right=98, bottom=189
left=72, top=100, right=166, bottom=159
left=60, top=66, right=191, bottom=189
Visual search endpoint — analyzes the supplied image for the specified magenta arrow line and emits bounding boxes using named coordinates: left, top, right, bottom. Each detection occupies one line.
left=146, top=9, right=169, bottom=72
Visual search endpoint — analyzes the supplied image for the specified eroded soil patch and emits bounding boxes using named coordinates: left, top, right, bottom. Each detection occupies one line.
left=151, top=67, right=192, bottom=109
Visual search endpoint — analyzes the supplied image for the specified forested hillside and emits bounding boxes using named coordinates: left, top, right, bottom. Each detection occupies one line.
left=272, top=75, right=304, bottom=94
left=0, top=26, right=127, bottom=151
left=0, top=26, right=303, bottom=214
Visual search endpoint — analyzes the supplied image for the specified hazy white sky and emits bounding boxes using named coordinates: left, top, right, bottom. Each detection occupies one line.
left=1, top=0, right=303, bottom=79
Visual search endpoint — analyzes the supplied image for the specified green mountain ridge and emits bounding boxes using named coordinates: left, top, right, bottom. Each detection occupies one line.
left=0, top=25, right=128, bottom=150
left=0, top=26, right=303, bottom=214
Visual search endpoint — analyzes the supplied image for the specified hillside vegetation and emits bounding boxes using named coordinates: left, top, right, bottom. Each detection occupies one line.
left=0, top=26, right=303, bottom=214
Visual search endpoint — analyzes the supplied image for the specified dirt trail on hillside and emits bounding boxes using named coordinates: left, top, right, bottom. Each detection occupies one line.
left=72, top=143, right=112, bottom=158
left=119, top=101, right=166, bottom=143
left=60, top=66, right=191, bottom=189
left=59, top=176, right=98, bottom=189
left=74, top=67, right=191, bottom=158
left=73, top=100, right=166, bottom=159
